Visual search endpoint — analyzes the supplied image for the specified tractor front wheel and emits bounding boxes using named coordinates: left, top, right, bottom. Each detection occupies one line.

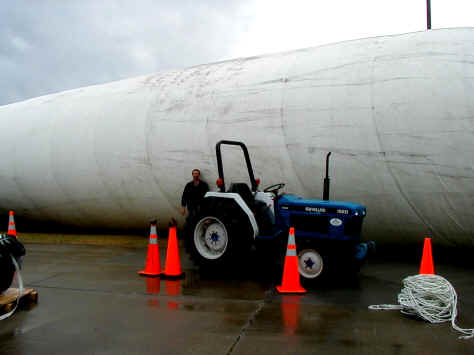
left=297, top=248, right=324, bottom=279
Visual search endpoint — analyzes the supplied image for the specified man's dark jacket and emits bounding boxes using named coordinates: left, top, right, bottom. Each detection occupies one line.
left=181, top=180, right=209, bottom=212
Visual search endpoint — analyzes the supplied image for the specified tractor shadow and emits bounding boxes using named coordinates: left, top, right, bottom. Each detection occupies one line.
left=193, top=248, right=363, bottom=292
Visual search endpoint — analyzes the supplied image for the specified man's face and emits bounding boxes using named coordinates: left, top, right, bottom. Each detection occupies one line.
left=192, top=170, right=200, bottom=180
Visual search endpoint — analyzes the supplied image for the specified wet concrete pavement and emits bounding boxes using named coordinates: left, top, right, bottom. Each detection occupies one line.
left=1, top=242, right=473, bottom=354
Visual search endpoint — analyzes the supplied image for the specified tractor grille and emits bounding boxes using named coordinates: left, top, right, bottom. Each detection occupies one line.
left=344, top=216, right=363, bottom=237
left=289, top=214, right=329, bottom=234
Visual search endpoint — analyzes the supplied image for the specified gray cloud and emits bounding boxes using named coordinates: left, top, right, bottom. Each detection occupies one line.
left=0, top=1, right=254, bottom=105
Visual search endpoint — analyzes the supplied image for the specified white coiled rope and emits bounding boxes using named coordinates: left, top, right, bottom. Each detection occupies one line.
left=369, top=274, right=474, bottom=339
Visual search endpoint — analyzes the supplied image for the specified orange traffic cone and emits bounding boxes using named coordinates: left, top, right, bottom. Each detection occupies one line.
left=7, top=210, right=16, bottom=237
left=419, top=237, right=435, bottom=274
left=163, top=226, right=184, bottom=278
left=138, top=220, right=162, bottom=277
left=276, top=227, right=306, bottom=294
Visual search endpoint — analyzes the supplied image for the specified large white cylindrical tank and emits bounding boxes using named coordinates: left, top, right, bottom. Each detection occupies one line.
left=0, top=28, right=473, bottom=247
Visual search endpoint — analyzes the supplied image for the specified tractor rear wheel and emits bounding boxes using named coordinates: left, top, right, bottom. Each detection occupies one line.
left=193, top=216, right=229, bottom=260
left=185, top=202, right=253, bottom=270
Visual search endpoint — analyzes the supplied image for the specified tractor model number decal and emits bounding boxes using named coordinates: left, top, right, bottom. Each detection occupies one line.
left=337, top=209, right=349, bottom=215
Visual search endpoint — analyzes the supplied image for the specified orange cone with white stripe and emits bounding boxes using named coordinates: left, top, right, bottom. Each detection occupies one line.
left=419, top=237, right=435, bottom=275
left=276, top=227, right=306, bottom=294
left=7, top=211, right=17, bottom=237
left=138, top=220, right=162, bottom=277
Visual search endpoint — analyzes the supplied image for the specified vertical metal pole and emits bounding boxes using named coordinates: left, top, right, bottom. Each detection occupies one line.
left=426, top=0, right=431, bottom=30
left=323, top=152, right=331, bottom=201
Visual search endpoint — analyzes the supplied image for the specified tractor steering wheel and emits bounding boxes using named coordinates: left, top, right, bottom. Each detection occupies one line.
left=263, top=183, right=285, bottom=194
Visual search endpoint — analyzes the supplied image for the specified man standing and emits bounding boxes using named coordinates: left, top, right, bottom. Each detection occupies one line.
left=181, top=169, right=209, bottom=219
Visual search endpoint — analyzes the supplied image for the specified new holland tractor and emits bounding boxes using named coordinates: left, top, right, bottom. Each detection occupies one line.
left=185, top=140, right=373, bottom=280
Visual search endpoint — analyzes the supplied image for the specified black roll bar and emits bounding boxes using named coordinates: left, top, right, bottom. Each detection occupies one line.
left=216, top=140, right=258, bottom=192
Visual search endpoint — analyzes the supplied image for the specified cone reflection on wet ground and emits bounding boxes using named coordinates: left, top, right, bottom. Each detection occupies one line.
left=281, top=295, right=302, bottom=335
left=146, top=277, right=160, bottom=295
left=145, top=277, right=160, bottom=308
left=148, top=299, right=160, bottom=308
left=165, top=279, right=181, bottom=310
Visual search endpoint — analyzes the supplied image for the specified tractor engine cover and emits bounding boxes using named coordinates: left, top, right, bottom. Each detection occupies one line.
left=278, top=194, right=366, bottom=241
left=0, top=234, right=25, bottom=293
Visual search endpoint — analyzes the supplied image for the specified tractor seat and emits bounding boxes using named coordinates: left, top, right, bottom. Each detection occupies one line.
left=227, top=183, right=255, bottom=210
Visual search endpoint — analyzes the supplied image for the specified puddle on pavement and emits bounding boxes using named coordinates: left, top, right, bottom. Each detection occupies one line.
left=280, top=295, right=303, bottom=335
left=143, top=277, right=182, bottom=310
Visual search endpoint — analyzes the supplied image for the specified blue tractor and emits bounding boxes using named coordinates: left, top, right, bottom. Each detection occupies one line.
left=185, top=140, right=373, bottom=280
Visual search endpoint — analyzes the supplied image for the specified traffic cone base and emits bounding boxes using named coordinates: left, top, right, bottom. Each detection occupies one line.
left=419, top=237, right=435, bottom=275
left=162, top=226, right=185, bottom=279
left=162, top=272, right=185, bottom=279
left=138, top=271, right=161, bottom=277
left=138, top=222, right=162, bottom=277
left=276, top=257, right=306, bottom=294
left=276, top=227, right=306, bottom=294
left=276, top=285, right=306, bottom=294
left=138, top=244, right=162, bottom=276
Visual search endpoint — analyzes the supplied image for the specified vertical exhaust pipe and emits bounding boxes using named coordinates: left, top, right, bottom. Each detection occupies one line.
left=426, top=0, right=432, bottom=30
left=323, top=152, right=331, bottom=201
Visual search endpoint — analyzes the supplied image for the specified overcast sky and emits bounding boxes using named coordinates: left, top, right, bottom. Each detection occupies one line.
left=1, top=0, right=472, bottom=106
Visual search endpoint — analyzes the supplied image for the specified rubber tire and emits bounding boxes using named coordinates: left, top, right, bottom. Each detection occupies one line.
left=0, top=251, right=15, bottom=293
left=185, top=200, right=253, bottom=271
left=298, top=248, right=324, bottom=280
left=0, top=234, right=25, bottom=293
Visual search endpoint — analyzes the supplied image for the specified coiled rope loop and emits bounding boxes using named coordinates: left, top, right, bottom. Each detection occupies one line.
left=369, top=274, right=474, bottom=340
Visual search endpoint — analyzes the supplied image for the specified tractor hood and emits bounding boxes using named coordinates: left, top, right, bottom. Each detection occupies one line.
left=278, top=194, right=366, bottom=217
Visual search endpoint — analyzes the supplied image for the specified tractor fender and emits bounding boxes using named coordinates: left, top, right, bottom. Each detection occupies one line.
left=204, top=192, right=259, bottom=238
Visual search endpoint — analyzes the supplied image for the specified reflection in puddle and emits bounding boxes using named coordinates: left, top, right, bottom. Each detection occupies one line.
left=145, top=277, right=160, bottom=295
left=143, top=278, right=182, bottom=310
left=165, top=279, right=181, bottom=310
left=147, top=299, right=160, bottom=308
left=145, top=278, right=160, bottom=308
left=281, top=295, right=302, bottom=335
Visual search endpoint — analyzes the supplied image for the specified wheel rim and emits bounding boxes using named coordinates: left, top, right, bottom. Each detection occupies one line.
left=298, top=249, right=323, bottom=279
left=194, top=217, right=228, bottom=260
